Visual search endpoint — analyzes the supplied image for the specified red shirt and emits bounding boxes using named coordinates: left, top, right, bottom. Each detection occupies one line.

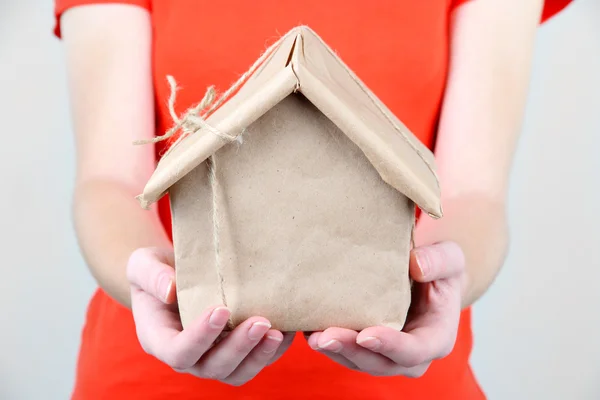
left=54, top=1, right=571, bottom=399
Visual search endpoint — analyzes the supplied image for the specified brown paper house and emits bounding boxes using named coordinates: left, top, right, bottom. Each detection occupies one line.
left=137, top=26, right=443, bottom=332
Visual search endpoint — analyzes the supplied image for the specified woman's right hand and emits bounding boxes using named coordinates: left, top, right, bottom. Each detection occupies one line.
left=126, top=247, right=295, bottom=386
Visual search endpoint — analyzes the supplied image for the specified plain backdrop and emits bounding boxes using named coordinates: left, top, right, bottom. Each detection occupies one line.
left=1, top=1, right=598, bottom=399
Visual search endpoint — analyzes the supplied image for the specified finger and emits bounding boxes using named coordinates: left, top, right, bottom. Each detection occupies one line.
left=127, top=247, right=176, bottom=304
left=192, top=317, right=272, bottom=380
left=397, top=362, right=431, bottom=379
left=133, top=299, right=231, bottom=370
left=374, top=268, right=463, bottom=366
left=267, top=332, right=296, bottom=366
left=306, top=331, right=321, bottom=350
left=306, top=331, right=362, bottom=372
left=316, top=328, right=396, bottom=375
left=311, top=330, right=432, bottom=377
left=357, top=319, right=458, bottom=368
left=221, top=330, right=284, bottom=386
left=410, top=241, right=465, bottom=283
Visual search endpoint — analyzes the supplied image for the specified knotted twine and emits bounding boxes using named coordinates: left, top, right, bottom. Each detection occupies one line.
left=133, top=28, right=297, bottom=150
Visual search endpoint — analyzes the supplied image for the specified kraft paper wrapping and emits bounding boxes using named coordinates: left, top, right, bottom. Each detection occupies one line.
left=137, top=26, right=442, bottom=331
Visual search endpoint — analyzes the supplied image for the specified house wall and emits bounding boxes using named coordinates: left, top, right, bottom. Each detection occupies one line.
left=1, top=0, right=598, bottom=399
left=171, top=93, right=416, bottom=332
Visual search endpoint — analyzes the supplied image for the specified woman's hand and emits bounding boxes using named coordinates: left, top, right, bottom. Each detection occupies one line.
left=306, top=241, right=466, bottom=377
left=126, top=247, right=295, bottom=386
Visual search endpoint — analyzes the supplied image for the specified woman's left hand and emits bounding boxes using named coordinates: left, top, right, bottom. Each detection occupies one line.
left=306, top=241, right=466, bottom=377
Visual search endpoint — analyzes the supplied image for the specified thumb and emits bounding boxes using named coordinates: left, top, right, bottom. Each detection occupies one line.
left=126, top=247, right=176, bottom=304
left=409, top=241, right=465, bottom=282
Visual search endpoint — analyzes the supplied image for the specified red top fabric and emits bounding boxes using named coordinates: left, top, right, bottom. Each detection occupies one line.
left=54, top=1, right=571, bottom=399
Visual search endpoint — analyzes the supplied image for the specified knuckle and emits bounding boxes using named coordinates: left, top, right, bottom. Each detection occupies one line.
left=199, top=366, right=230, bottom=381
left=439, top=242, right=465, bottom=272
left=138, top=338, right=154, bottom=356
left=373, top=339, right=391, bottom=355
left=126, top=248, right=152, bottom=283
left=347, top=364, right=362, bottom=372
left=436, top=340, right=456, bottom=359
left=338, top=363, right=363, bottom=374
left=437, top=347, right=452, bottom=359
left=163, top=352, right=193, bottom=371
left=223, top=378, right=249, bottom=387
left=433, top=280, right=455, bottom=303
left=404, top=364, right=429, bottom=378
left=213, top=370, right=231, bottom=381
left=365, top=366, right=392, bottom=377
left=198, top=369, right=217, bottom=380
left=405, top=353, right=428, bottom=368
left=135, top=329, right=156, bottom=357
left=169, top=360, right=191, bottom=372
left=404, top=369, right=425, bottom=379
left=233, top=339, right=255, bottom=356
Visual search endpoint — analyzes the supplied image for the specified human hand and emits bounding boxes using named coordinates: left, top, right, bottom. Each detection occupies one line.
left=126, top=247, right=295, bottom=386
left=306, top=241, right=466, bottom=377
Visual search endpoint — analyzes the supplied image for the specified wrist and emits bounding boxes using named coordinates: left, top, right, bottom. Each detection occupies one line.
left=74, top=180, right=173, bottom=309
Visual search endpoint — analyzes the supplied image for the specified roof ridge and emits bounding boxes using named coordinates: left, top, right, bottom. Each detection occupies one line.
left=296, top=27, right=441, bottom=212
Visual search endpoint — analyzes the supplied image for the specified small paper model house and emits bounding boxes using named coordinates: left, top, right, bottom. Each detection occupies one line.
left=137, top=26, right=443, bottom=332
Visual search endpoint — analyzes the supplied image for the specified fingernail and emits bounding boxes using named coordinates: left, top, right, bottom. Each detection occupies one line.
left=319, top=339, right=343, bottom=353
left=163, top=280, right=173, bottom=302
left=308, top=332, right=321, bottom=350
left=208, top=307, right=230, bottom=329
left=248, top=322, right=271, bottom=340
left=262, top=335, right=283, bottom=353
left=357, top=336, right=382, bottom=351
left=267, top=334, right=283, bottom=342
left=158, top=274, right=172, bottom=302
left=414, top=249, right=430, bottom=277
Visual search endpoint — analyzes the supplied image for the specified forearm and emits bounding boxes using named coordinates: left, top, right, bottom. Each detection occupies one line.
left=74, top=179, right=171, bottom=308
left=422, top=0, right=544, bottom=307
left=60, top=5, right=159, bottom=307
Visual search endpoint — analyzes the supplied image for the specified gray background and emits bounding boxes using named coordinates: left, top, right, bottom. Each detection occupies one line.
left=1, top=1, right=598, bottom=399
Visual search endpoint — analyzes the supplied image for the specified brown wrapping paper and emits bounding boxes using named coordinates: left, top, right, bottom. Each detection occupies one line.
left=137, top=26, right=442, bottom=332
